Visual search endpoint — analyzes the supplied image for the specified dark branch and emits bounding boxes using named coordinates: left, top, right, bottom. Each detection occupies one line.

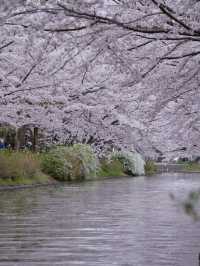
left=57, top=3, right=169, bottom=35
left=4, top=84, right=52, bottom=97
left=161, top=50, right=200, bottom=60
left=45, top=24, right=93, bottom=32
left=128, top=40, right=154, bottom=51
left=0, top=41, right=14, bottom=51
left=151, top=0, right=200, bottom=35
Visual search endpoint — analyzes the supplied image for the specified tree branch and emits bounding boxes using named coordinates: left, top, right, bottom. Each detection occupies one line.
left=128, top=40, right=154, bottom=51
left=151, top=0, right=200, bottom=35
left=0, top=41, right=14, bottom=51
left=4, top=84, right=53, bottom=97
left=161, top=50, right=200, bottom=60
left=57, top=3, right=169, bottom=35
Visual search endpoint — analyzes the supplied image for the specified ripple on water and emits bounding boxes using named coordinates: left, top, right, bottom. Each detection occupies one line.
left=0, top=174, right=200, bottom=266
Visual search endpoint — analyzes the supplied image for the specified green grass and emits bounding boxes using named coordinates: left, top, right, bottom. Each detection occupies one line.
left=0, top=150, right=51, bottom=186
left=0, top=174, right=50, bottom=186
left=182, top=162, right=200, bottom=172
left=145, top=160, right=157, bottom=175
left=97, top=158, right=126, bottom=178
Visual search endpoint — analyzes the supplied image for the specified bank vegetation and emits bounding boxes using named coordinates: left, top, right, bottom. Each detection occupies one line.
left=0, top=144, right=147, bottom=187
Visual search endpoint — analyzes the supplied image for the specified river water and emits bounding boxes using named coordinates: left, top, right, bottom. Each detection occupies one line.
left=0, top=173, right=200, bottom=266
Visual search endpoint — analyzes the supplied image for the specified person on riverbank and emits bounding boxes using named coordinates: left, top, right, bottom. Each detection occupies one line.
left=0, top=138, right=6, bottom=149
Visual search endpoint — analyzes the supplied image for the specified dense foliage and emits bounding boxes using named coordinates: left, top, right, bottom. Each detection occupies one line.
left=97, top=158, right=125, bottom=178
left=0, top=144, right=146, bottom=185
left=41, top=144, right=99, bottom=181
left=112, top=151, right=145, bottom=176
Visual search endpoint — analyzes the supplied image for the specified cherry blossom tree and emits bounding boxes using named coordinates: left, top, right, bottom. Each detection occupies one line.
left=1, top=0, right=200, bottom=157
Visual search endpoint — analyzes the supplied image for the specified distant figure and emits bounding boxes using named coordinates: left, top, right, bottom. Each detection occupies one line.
left=0, top=138, right=5, bottom=149
left=26, top=141, right=32, bottom=149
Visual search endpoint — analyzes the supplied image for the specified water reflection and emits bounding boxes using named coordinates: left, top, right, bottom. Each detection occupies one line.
left=0, top=174, right=199, bottom=266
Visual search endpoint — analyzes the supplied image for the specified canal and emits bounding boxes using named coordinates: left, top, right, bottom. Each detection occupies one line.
left=0, top=173, right=200, bottom=266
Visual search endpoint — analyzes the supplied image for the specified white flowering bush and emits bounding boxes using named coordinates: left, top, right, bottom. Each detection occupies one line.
left=41, top=144, right=99, bottom=181
left=41, top=147, right=72, bottom=181
left=67, top=144, right=99, bottom=180
left=112, top=151, right=145, bottom=176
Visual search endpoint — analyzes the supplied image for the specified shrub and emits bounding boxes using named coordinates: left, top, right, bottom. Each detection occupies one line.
left=41, top=144, right=99, bottom=181
left=97, top=158, right=125, bottom=178
left=67, top=144, right=99, bottom=180
left=112, top=150, right=145, bottom=176
left=145, top=160, right=157, bottom=175
left=41, top=148, right=71, bottom=181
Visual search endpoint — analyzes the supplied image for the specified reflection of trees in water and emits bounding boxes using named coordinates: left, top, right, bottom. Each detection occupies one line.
left=0, top=186, right=65, bottom=255
left=0, top=186, right=60, bottom=216
left=0, top=188, right=53, bottom=255
left=0, top=189, right=40, bottom=216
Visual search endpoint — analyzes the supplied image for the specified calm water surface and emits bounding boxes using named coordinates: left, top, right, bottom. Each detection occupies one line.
left=0, top=173, right=200, bottom=266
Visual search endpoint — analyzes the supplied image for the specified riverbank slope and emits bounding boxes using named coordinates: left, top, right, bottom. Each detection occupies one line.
left=0, top=145, right=145, bottom=187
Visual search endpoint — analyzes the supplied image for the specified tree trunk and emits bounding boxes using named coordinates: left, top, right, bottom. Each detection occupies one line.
left=33, top=127, right=38, bottom=151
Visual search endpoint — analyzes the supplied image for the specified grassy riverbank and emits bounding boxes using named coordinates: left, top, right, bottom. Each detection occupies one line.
left=182, top=162, right=200, bottom=172
left=0, top=150, right=53, bottom=186
left=144, top=160, right=158, bottom=175
left=0, top=145, right=145, bottom=187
